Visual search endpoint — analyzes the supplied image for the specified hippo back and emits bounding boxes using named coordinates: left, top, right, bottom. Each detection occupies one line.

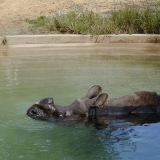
left=89, top=91, right=159, bottom=116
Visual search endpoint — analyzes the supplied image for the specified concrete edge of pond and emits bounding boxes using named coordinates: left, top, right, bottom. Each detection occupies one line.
left=0, top=34, right=160, bottom=47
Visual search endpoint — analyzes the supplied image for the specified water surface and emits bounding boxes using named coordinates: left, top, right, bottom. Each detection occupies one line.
left=0, top=44, right=160, bottom=160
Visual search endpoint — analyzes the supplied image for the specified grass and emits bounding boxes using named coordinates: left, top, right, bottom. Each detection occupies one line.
left=28, top=1, right=160, bottom=35
left=2, top=37, right=7, bottom=45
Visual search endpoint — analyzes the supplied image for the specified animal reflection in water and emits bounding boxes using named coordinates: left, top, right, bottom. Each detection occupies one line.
left=27, top=85, right=160, bottom=129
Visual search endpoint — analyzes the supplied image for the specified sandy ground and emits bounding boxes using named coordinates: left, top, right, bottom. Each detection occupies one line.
left=0, top=0, right=148, bottom=35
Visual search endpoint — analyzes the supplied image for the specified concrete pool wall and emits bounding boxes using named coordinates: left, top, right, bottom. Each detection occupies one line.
left=0, top=34, right=160, bottom=48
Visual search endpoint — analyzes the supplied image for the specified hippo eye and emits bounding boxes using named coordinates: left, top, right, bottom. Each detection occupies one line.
left=39, top=98, right=54, bottom=105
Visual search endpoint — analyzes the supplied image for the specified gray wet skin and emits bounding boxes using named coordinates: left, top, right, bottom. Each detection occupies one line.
left=27, top=85, right=109, bottom=120
left=27, top=85, right=160, bottom=121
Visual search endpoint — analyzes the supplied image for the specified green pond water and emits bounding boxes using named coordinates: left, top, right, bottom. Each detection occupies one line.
left=0, top=44, right=160, bottom=160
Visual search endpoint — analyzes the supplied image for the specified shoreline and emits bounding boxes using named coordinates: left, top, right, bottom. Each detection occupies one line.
left=1, top=34, right=160, bottom=48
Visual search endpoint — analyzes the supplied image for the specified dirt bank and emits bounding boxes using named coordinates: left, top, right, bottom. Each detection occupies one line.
left=0, top=0, right=149, bottom=35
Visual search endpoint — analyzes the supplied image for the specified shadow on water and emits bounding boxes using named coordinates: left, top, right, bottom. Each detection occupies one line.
left=86, top=114, right=160, bottom=130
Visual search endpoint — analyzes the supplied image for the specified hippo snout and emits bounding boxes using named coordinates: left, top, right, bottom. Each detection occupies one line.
left=27, top=104, right=47, bottom=119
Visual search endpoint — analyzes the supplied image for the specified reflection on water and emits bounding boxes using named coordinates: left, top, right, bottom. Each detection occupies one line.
left=0, top=46, right=160, bottom=160
left=88, top=114, right=160, bottom=130
left=1, top=57, right=21, bottom=93
left=98, top=122, right=160, bottom=160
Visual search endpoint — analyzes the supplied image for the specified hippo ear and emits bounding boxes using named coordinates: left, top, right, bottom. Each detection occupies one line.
left=86, top=85, right=102, bottom=99
left=93, top=93, right=109, bottom=107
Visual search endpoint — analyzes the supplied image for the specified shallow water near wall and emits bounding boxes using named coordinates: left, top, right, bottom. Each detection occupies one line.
left=0, top=44, right=160, bottom=160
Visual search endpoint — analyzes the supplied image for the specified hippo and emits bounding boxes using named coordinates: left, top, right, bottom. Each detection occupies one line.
left=89, top=90, right=160, bottom=118
left=27, top=85, right=109, bottom=122
left=27, top=85, right=160, bottom=125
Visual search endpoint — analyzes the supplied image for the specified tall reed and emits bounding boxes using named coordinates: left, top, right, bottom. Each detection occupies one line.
left=28, top=1, right=160, bottom=35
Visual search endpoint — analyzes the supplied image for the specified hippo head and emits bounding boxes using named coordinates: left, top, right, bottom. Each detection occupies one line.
left=27, top=85, right=109, bottom=121
left=27, top=98, right=58, bottom=120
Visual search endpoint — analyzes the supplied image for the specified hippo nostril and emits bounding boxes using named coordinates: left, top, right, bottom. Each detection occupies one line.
left=31, top=110, right=37, bottom=115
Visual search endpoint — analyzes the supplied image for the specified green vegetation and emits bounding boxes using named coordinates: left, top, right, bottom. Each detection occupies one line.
left=28, top=1, right=160, bottom=35
left=2, top=37, right=7, bottom=45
